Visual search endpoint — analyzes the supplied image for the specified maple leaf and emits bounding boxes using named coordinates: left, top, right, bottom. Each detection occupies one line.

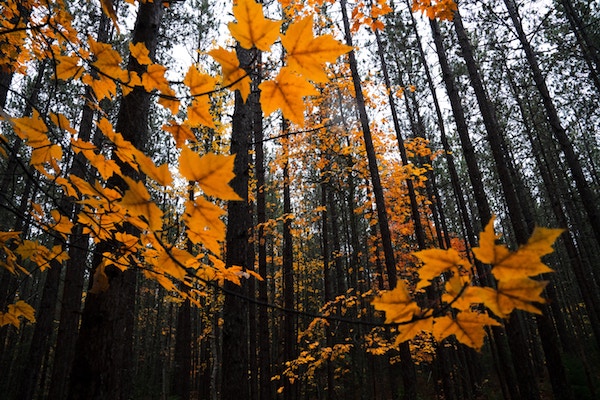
left=163, top=121, right=196, bottom=148
left=209, top=47, right=251, bottom=101
left=183, top=198, right=226, bottom=256
left=395, top=317, right=433, bottom=345
left=258, top=67, right=318, bottom=126
left=120, top=176, right=164, bottom=231
left=178, top=146, right=242, bottom=200
left=156, top=247, right=193, bottom=281
left=55, top=54, right=83, bottom=80
left=186, top=98, right=215, bottom=128
left=473, top=217, right=561, bottom=281
left=497, top=278, right=548, bottom=316
left=129, top=42, right=152, bottom=65
left=281, top=16, right=352, bottom=82
left=0, top=300, right=36, bottom=328
left=433, top=311, right=500, bottom=350
left=413, top=248, right=470, bottom=289
left=141, top=64, right=172, bottom=93
left=184, top=65, right=217, bottom=96
left=228, top=0, right=281, bottom=51
left=99, top=0, right=120, bottom=33
left=371, top=281, right=421, bottom=324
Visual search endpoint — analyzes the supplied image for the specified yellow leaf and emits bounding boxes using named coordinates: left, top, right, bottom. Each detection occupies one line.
left=281, top=16, right=352, bottom=82
left=497, top=278, right=548, bottom=316
left=120, top=176, right=163, bottom=231
left=228, top=0, right=281, bottom=51
left=163, top=121, right=196, bottom=148
left=186, top=98, right=215, bottom=128
left=471, top=215, right=498, bottom=265
left=183, top=197, right=226, bottom=255
left=49, top=209, right=74, bottom=238
left=0, top=300, right=36, bottom=328
left=90, top=261, right=110, bottom=294
left=433, top=311, right=500, bottom=350
left=99, top=0, right=120, bottom=33
left=178, top=146, right=242, bottom=200
left=134, top=152, right=173, bottom=186
left=82, top=73, right=117, bottom=101
left=129, top=42, right=152, bottom=65
left=209, top=47, right=251, bottom=101
left=184, top=65, right=217, bottom=96
left=141, top=64, right=172, bottom=93
left=395, top=317, right=433, bottom=345
left=156, top=247, right=193, bottom=281
left=55, top=54, right=83, bottom=80
left=413, top=248, right=470, bottom=289
left=258, top=67, right=318, bottom=126
left=371, top=281, right=421, bottom=324
left=88, top=37, right=127, bottom=82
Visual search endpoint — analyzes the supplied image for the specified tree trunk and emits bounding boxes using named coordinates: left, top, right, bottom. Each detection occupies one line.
left=339, top=0, right=417, bottom=398
left=67, top=2, right=164, bottom=398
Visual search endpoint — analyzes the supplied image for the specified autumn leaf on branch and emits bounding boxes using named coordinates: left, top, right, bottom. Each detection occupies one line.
left=178, top=145, right=242, bottom=201
left=281, top=16, right=352, bottom=83
left=371, top=216, right=562, bottom=350
left=209, top=47, right=251, bottom=101
left=258, top=67, right=318, bottom=126
left=228, top=0, right=281, bottom=51
left=433, top=311, right=500, bottom=350
left=0, top=300, right=36, bottom=329
left=371, top=281, right=421, bottom=324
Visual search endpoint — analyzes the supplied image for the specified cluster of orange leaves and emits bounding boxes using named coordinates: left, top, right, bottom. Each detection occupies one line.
left=372, top=216, right=562, bottom=350
left=412, top=0, right=457, bottom=21
left=0, top=0, right=351, bottom=327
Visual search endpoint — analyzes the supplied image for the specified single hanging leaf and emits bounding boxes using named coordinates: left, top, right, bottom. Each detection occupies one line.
left=281, top=16, right=352, bottom=82
left=371, top=281, right=421, bottom=323
left=471, top=215, right=500, bottom=265
left=228, top=0, right=281, bottom=51
left=99, top=0, right=120, bottom=32
left=209, top=47, right=251, bottom=101
left=55, top=54, right=83, bottom=80
left=433, top=311, right=500, bottom=350
left=186, top=98, right=215, bottom=128
left=496, top=278, right=548, bottom=316
left=184, top=65, right=217, bottom=96
left=178, top=146, right=242, bottom=200
left=413, top=248, right=470, bottom=289
left=258, top=67, right=318, bottom=126
left=129, top=42, right=152, bottom=65
left=120, top=176, right=164, bottom=231
left=163, top=121, right=196, bottom=148
left=395, top=317, right=433, bottom=345
left=183, top=197, right=226, bottom=256
left=141, top=64, right=172, bottom=93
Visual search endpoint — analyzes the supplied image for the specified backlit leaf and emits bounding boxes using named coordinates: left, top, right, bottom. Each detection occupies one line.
left=209, top=47, right=251, bottom=101
left=178, top=146, right=242, bottom=200
left=281, top=16, right=352, bottom=82
left=433, top=311, right=500, bottom=350
left=228, top=0, right=281, bottom=51
left=120, top=176, right=163, bottom=231
left=413, top=248, right=470, bottom=289
left=258, top=67, right=318, bottom=126
left=129, top=42, right=152, bottom=65
left=371, top=281, right=421, bottom=324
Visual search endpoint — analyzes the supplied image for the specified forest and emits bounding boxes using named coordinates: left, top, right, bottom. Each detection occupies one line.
left=0, top=0, right=599, bottom=399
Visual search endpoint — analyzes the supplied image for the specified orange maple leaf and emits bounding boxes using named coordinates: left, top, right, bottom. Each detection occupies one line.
left=371, top=281, right=421, bottom=324
left=178, top=146, right=242, bottom=201
left=258, top=67, right=318, bottom=126
left=413, top=248, right=471, bottom=289
left=228, top=0, right=281, bottom=51
left=209, top=47, right=251, bottom=101
left=433, top=311, right=500, bottom=350
left=281, top=16, right=352, bottom=82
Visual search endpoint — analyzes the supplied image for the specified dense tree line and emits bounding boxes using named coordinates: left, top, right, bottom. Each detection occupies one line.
left=0, top=0, right=598, bottom=399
